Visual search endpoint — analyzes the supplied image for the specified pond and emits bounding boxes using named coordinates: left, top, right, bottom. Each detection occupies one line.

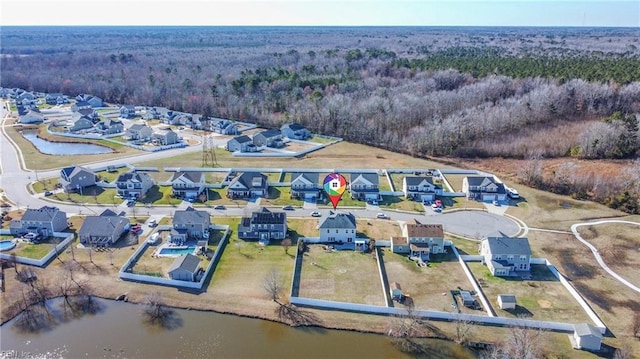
left=0, top=298, right=477, bottom=358
left=21, top=131, right=113, bottom=155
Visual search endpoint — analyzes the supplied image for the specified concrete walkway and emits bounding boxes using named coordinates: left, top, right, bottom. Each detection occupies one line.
left=571, top=220, right=640, bottom=294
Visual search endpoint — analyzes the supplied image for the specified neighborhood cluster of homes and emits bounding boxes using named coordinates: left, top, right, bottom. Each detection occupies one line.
left=58, top=164, right=514, bottom=205
left=8, top=203, right=534, bottom=281
left=225, top=123, right=311, bottom=152
left=3, top=88, right=316, bottom=151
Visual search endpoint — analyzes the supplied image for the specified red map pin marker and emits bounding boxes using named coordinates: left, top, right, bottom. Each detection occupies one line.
left=323, top=173, right=347, bottom=210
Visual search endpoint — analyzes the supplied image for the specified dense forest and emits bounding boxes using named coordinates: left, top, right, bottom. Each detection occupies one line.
left=1, top=26, right=639, bottom=212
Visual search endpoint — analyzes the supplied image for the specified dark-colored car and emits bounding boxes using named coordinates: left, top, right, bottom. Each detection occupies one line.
left=214, top=205, right=226, bottom=210
left=282, top=205, right=294, bottom=211
left=44, top=191, right=53, bottom=196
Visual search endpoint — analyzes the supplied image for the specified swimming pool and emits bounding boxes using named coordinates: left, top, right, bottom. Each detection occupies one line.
left=158, top=246, right=197, bottom=256
left=0, top=240, right=16, bottom=252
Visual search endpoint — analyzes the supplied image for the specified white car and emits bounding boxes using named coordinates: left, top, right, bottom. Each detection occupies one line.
left=376, top=213, right=389, bottom=219
left=148, top=219, right=157, bottom=227
left=310, top=211, right=321, bottom=217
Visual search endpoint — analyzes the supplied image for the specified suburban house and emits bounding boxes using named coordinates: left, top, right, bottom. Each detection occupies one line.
left=170, top=207, right=211, bottom=243
left=119, top=105, right=136, bottom=118
left=151, top=128, right=179, bottom=145
left=115, top=171, right=154, bottom=199
left=226, top=172, right=268, bottom=199
left=74, top=108, right=100, bottom=122
left=317, top=212, right=357, bottom=244
left=237, top=207, right=287, bottom=244
left=124, top=124, right=153, bottom=141
left=462, top=176, right=507, bottom=202
left=348, top=172, right=381, bottom=202
left=16, top=103, right=38, bottom=116
left=78, top=209, right=129, bottom=247
left=170, top=171, right=206, bottom=200
left=571, top=323, right=603, bottom=351
left=59, top=165, right=97, bottom=192
left=253, top=129, right=284, bottom=148
left=480, top=237, right=532, bottom=277
left=19, top=110, right=45, bottom=124
left=168, top=253, right=202, bottom=282
left=75, top=94, right=104, bottom=108
left=403, top=176, right=443, bottom=202
left=390, top=220, right=445, bottom=261
left=169, top=113, right=190, bottom=126
left=16, top=92, right=36, bottom=105
left=45, top=93, right=68, bottom=105
left=497, top=294, right=517, bottom=310
left=71, top=101, right=92, bottom=112
left=9, top=206, right=68, bottom=237
left=280, top=123, right=311, bottom=140
left=226, top=135, right=257, bottom=152
left=68, top=113, right=95, bottom=132
left=211, top=118, right=239, bottom=135
left=289, top=172, right=321, bottom=201
left=96, top=118, right=124, bottom=134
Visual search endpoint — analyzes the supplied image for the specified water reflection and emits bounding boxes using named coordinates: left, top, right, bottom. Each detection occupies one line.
left=1, top=298, right=476, bottom=358
left=21, top=131, right=113, bottom=155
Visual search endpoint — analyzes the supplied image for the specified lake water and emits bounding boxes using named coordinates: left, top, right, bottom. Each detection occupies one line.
left=21, top=131, right=113, bottom=155
left=0, top=298, right=476, bottom=358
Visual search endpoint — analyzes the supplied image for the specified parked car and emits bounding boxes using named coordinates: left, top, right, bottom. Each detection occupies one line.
left=376, top=213, right=389, bottom=219
left=431, top=203, right=441, bottom=212
left=434, top=199, right=443, bottom=208
left=310, top=211, right=321, bottom=217
left=282, top=205, right=294, bottom=211
left=127, top=200, right=135, bottom=207
left=214, top=205, right=226, bottom=210
left=493, top=199, right=500, bottom=206
left=148, top=219, right=157, bottom=227
left=44, top=191, right=53, bottom=196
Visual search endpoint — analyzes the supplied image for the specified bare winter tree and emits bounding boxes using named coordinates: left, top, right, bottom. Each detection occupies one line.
left=142, top=292, right=174, bottom=327
left=482, top=323, right=543, bottom=359
left=386, top=307, right=438, bottom=353
left=452, top=314, right=475, bottom=345
left=263, top=268, right=285, bottom=304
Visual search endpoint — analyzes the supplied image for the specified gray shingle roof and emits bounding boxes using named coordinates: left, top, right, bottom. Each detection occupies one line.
left=78, top=214, right=128, bottom=237
left=485, top=237, right=532, bottom=256
left=574, top=323, right=602, bottom=338
left=173, top=207, right=209, bottom=225
left=290, top=172, right=319, bottom=185
left=318, top=212, right=356, bottom=229
left=20, top=206, right=63, bottom=222
left=350, top=172, right=379, bottom=186
left=404, top=176, right=435, bottom=186
left=231, top=135, right=252, bottom=143
left=171, top=171, right=204, bottom=183
left=168, top=253, right=201, bottom=274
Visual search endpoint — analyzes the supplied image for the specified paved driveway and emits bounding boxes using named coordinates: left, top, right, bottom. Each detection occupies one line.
left=420, top=210, right=520, bottom=239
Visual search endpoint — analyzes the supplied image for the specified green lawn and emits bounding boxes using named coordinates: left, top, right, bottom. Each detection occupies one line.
left=139, top=185, right=182, bottom=206
left=95, top=167, right=130, bottom=183
left=13, top=242, right=56, bottom=259
left=379, top=195, right=425, bottom=212
left=51, top=187, right=118, bottom=205
left=32, top=178, right=58, bottom=193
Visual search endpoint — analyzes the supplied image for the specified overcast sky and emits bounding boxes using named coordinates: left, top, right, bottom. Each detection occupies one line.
left=1, top=0, right=639, bottom=27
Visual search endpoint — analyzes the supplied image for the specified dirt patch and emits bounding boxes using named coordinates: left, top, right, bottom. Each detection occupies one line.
left=537, top=299, right=553, bottom=309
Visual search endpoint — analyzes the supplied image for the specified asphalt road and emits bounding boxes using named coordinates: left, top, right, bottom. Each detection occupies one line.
left=0, top=100, right=520, bottom=239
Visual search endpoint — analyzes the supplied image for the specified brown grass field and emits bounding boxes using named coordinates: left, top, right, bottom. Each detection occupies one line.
left=467, top=263, right=593, bottom=324
left=297, top=245, right=385, bottom=305
left=381, top=249, right=479, bottom=314
left=576, top=223, right=640, bottom=289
